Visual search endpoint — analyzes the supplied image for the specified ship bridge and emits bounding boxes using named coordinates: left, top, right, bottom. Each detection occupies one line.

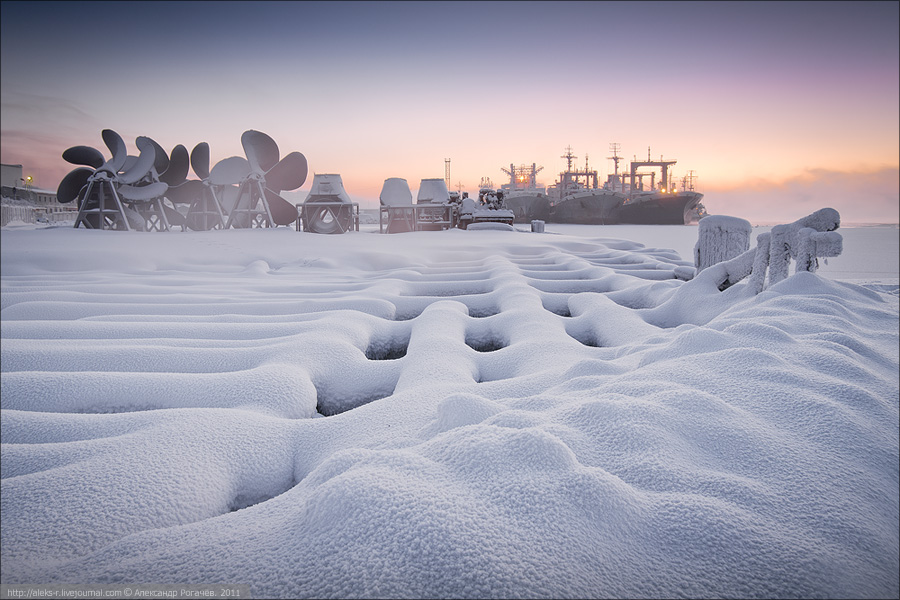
left=629, top=147, right=677, bottom=192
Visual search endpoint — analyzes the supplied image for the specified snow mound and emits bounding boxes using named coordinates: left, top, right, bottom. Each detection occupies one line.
left=1, top=225, right=897, bottom=599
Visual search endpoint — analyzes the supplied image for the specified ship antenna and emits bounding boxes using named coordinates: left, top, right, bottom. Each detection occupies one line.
left=608, top=142, right=621, bottom=176
left=562, top=146, right=576, bottom=171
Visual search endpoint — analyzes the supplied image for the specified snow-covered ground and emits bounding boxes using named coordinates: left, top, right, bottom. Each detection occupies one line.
left=1, top=221, right=898, bottom=598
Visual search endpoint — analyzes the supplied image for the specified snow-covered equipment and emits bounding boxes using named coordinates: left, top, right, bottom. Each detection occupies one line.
left=794, top=228, right=842, bottom=275
left=694, top=215, right=752, bottom=272
left=116, top=137, right=190, bottom=231
left=531, top=220, right=545, bottom=233
left=765, top=207, right=841, bottom=285
left=379, top=177, right=416, bottom=234
left=58, top=129, right=142, bottom=230
left=379, top=178, right=458, bottom=233
left=60, top=129, right=307, bottom=232
left=59, top=130, right=184, bottom=231
left=299, top=174, right=359, bottom=234
left=416, top=178, right=450, bottom=204
left=163, top=142, right=227, bottom=231
left=415, top=178, right=457, bottom=231
left=686, top=208, right=842, bottom=294
left=456, top=189, right=515, bottom=230
left=206, top=130, right=307, bottom=229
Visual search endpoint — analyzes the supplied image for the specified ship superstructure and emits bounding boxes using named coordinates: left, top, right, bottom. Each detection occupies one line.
left=500, top=163, right=545, bottom=194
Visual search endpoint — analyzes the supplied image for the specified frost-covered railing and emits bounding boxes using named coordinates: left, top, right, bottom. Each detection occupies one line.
left=693, top=208, right=842, bottom=294
left=1, top=204, right=37, bottom=226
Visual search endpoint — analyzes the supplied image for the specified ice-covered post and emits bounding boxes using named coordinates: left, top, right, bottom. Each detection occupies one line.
left=768, top=208, right=841, bottom=285
left=747, top=232, right=771, bottom=294
left=795, top=228, right=843, bottom=274
left=694, top=215, right=752, bottom=273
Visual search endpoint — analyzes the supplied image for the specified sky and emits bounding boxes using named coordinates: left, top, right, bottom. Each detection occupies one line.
left=1, top=1, right=898, bottom=223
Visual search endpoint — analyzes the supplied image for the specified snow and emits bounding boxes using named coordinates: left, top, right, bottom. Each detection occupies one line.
left=694, top=215, right=751, bottom=272
left=1, top=220, right=898, bottom=599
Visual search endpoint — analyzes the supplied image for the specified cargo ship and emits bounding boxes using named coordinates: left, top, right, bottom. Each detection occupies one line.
left=501, top=148, right=622, bottom=224
left=614, top=147, right=705, bottom=225
left=499, top=145, right=705, bottom=225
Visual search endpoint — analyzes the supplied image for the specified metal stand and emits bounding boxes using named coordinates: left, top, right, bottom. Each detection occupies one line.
left=225, top=178, right=274, bottom=229
left=379, top=204, right=458, bottom=233
left=297, top=202, right=359, bottom=234
left=74, top=176, right=132, bottom=231
left=129, top=197, right=172, bottom=232
left=186, top=185, right=227, bottom=231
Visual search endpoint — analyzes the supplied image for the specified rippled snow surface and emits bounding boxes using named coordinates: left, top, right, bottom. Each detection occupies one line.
left=2, top=226, right=898, bottom=598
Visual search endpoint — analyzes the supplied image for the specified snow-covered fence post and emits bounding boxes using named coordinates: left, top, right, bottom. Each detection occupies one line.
left=768, top=208, right=840, bottom=286
left=1, top=204, right=36, bottom=226
left=795, top=228, right=843, bottom=274
left=747, top=232, right=771, bottom=294
left=683, top=208, right=842, bottom=295
left=694, top=215, right=752, bottom=273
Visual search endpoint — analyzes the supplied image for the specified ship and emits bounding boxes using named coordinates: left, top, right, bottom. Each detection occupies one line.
left=545, top=147, right=624, bottom=224
left=614, top=148, right=705, bottom=225
left=499, top=144, right=705, bottom=225
left=500, top=148, right=622, bottom=225
left=496, top=170, right=552, bottom=223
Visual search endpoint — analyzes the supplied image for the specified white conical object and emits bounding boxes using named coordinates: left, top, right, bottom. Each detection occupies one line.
left=379, top=177, right=412, bottom=207
left=305, top=174, right=352, bottom=204
left=416, top=178, right=449, bottom=204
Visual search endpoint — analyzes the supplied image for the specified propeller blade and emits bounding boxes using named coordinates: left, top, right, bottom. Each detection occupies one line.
left=144, top=137, right=170, bottom=176
left=62, top=146, right=104, bottom=169
left=209, top=156, right=251, bottom=186
left=190, top=142, right=210, bottom=180
left=57, top=168, right=93, bottom=203
left=241, top=130, right=279, bottom=173
left=264, top=188, right=300, bottom=225
left=101, top=129, right=128, bottom=174
left=118, top=181, right=169, bottom=201
left=120, top=155, right=138, bottom=173
left=160, top=144, right=189, bottom=186
left=165, top=179, right=204, bottom=205
left=265, top=151, right=308, bottom=192
left=118, top=137, right=157, bottom=184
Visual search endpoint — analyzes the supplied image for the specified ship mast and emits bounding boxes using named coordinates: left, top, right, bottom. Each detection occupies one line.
left=556, top=146, right=598, bottom=192
left=561, top=146, right=576, bottom=172
left=608, top=142, right=622, bottom=192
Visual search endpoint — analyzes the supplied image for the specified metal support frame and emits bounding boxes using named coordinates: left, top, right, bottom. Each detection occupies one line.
left=380, top=205, right=416, bottom=234
left=74, top=176, right=132, bottom=231
left=296, top=202, right=359, bottom=234
left=128, top=197, right=172, bottom=232
left=186, top=185, right=227, bottom=231
left=225, top=178, right=275, bottom=229
left=379, top=204, right=458, bottom=234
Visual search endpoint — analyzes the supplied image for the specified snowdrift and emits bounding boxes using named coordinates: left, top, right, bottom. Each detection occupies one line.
left=1, top=225, right=897, bottom=598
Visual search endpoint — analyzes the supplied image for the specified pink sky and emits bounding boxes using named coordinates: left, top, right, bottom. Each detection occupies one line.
left=2, top=1, right=898, bottom=223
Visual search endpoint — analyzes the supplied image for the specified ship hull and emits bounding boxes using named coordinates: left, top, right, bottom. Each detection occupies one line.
left=615, top=192, right=704, bottom=225
left=549, top=191, right=624, bottom=225
left=504, top=193, right=552, bottom=223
